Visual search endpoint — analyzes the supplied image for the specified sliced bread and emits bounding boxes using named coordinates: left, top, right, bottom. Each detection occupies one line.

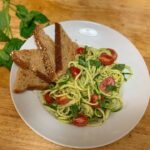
left=55, top=23, right=78, bottom=76
left=11, top=50, right=50, bottom=83
left=34, top=26, right=56, bottom=81
left=14, top=68, right=48, bottom=93
left=12, top=23, right=79, bottom=93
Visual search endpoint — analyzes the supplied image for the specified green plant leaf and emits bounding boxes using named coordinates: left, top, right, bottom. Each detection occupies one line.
left=0, top=38, right=24, bottom=70
left=0, top=29, right=10, bottom=41
left=30, top=10, right=49, bottom=23
left=0, top=50, right=12, bottom=69
left=89, top=59, right=101, bottom=68
left=0, top=11, right=9, bottom=31
left=3, top=38, right=25, bottom=54
left=89, top=117, right=99, bottom=123
left=0, top=58, right=2, bottom=66
left=70, top=104, right=79, bottom=117
left=1, top=58, right=12, bottom=69
left=0, top=0, right=11, bottom=38
left=16, top=5, right=28, bottom=19
left=112, top=64, right=125, bottom=71
left=20, top=20, right=36, bottom=38
left=0, top=50, right=9, bottom=61
left=78, top=55, right=87, bottom=67
left=106, top=85, right=117, bottom=92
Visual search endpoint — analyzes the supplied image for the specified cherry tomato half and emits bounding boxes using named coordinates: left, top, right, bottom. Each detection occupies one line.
left=99, top=77, right=115, bottom=93
left=72, top=115, right=88, bottom=127
left=76, top=47, right=84, bottom=54
left=56, top=96, right=69, bottom=105
left=99, top=48, right=117, bottom=65
left=107, top=48, right=117, bottom=60
left=44, top=93, right=54, bottom=104
left=90, top=94, right=100, bottom=108
left=99, top=53, right=114, bottom=65
left=70, top=66, right=81, bottom=78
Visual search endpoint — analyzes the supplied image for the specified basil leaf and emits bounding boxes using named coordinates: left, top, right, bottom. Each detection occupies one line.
left=0, top=11, right=6, bottom=30
left=78, top=55, right=87, bottom=67
left=0, top=50, right=9, bottom=61
left=1, top=38, right=24, bottom=70
left=112, top=64, right=125, bottom=71
left=1, top=58, right=12, bottom=69
left=3, top=38, right=25, bottom=54
left=89, top=59, right=101, bottom=68
left=0, top=0, right=11, bottom=40
left=30, top=10, right=49, bottom=23
left=44, top=103, right=57, bottom=110
left=20, top=20, right=36, bottom=38
left=0, top=29, right=10, bottom=42
left=16, top=5, right=28, bottom=19
left=49, top=103, right=57, bottom=110
left=0, top=50, right=12, bottom=69
left=106, top=85, right=117, bottom=92
left=16, top=5, right=35, bottom=38
left=0, top=57, right=2, bottom=66
left=0, top=1, right=11, bottom=37
left=70, top=104, right=79, bottom=117
left=0, top=10, right=10, bottom=31
left=101, top=99, right=110, bottom=109
left=89, top=117, right=99, bottom=123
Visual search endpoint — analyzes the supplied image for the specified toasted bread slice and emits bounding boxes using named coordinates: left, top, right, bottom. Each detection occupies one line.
left=12, top=23, right=79, bottom=93
left=34, top=26, right=56, bottom=81
left=11, top=50, right=50, bottom=83
left=14, top=68, right=48, bottom=93
left=55, top=23, right=78, bottom=76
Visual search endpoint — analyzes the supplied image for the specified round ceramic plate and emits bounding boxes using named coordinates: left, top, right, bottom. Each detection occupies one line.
left=10, top=21, right=150, bottom=149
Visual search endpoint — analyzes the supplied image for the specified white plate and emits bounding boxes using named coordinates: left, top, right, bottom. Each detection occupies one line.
left=10, top=20, right=150, bottom=148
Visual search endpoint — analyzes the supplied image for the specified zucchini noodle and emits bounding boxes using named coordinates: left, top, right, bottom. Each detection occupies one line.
left=41, top=46, right=132, bottom=126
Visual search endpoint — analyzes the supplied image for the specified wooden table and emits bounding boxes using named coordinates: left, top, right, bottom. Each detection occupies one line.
left=0, top=0, right=150, bottom=149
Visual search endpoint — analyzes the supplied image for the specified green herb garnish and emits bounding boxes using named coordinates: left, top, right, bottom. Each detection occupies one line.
left=78, top=55, right=87, bottom=67
left=89, top=59, right=101, bottom=68
left=70, top=104, right=79, bottom=117
left=106, top=85, right=117, bottom=92
left=112, top=64, right=125, bottom=71
left=0, top=29, right=10, bottom=42
left=0, top=1, right=50, bottom=70
left=44, top=103, right=58, bottom=110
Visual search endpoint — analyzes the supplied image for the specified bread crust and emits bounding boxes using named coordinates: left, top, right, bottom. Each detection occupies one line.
left=14, top=68, right=48, bottom=93
left=34, top=26, right=56, bottom=81
left=11, top=50, right=50, bottom=83
left=55, top=23, right=78, bottom=76
left=55, top=23, right=62, bottom=73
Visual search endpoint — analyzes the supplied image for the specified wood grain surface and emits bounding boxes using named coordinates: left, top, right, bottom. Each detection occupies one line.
left=0, top=0, right=150, bottom=149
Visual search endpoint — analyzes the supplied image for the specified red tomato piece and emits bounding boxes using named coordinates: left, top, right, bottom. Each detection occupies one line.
left=107, top=48, right=117, bottom=61
left=99, top=53, right=114, bottom=65
left=90, top=94, right=100, bottom=108
left=99, top=48, right=118, bottom=65
left=76, top=47, right=84, bottom=54
left=70, top=66, right=81, bottom=78
left=91, top=94, right=99, bottom=103
left=99, top=77, right=115, bottom=93
left=44, top=93, right=54, bottom=104
left=56, top=96, right=69, bottom=105
left=72, top=115, right=88, bottom=127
